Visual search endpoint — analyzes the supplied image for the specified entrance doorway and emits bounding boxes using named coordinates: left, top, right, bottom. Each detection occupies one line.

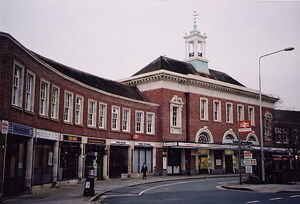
left=225, top=155, right=233, bottom=173
left=167, top=148, right=181, bottom=175
left=198, top=155, right=208, bottom=174
left=3, top=135, right=28, bottom=197
left=109, top=146, right=128, bottom=178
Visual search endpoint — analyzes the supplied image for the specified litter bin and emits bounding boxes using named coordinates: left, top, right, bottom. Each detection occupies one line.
left=83, top=169, right=95, bottom=196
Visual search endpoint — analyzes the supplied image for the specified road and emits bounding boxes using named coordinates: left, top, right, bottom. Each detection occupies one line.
left=98, top=177, right=300, bottom=204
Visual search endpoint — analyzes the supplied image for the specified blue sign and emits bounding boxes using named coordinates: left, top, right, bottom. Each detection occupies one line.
left=8, top=122, right=33, bottom=137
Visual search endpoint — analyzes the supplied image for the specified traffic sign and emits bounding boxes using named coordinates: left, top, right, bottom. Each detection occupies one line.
left=245, top=166, right=253, bottom=174
left=239, top=120, right=252, bottom=133
left=1, top=120, right=9, bottom=134
left=243, top=159, right=257, bottom=166
left=243, top=151, right=252, bottom=159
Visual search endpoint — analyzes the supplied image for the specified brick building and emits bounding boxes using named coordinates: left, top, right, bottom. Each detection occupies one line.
left=0, top=23, right=285, bottom=198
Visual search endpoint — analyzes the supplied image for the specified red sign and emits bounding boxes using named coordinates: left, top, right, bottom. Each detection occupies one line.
left=133, top=134, right=140, bottom=140
left=239, top=120, right=252, bottom=133
left=1, top=120, right=9, bottom=134
left=243, top=151, right=252, bottom=159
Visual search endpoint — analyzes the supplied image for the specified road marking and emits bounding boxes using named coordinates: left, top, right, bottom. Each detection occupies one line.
left=246, top=201, right=260, bottom=203
left=290, top=195, right=300, bottom=198
left=269, top=197, right=282, bottom=201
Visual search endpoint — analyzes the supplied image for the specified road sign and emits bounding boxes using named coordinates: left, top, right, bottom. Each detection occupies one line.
left=239, top=120, right=252, bottom=133
left=244, top=159, right=257, bottom=166
left=245, top=165, right=253, bottom=174
left=243, top=151, right=253, bottom=159
left=1, top=120, right=9, bottom=134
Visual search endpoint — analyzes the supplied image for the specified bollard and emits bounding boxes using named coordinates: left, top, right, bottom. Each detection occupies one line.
left=83, top=169, right=95, bottom=196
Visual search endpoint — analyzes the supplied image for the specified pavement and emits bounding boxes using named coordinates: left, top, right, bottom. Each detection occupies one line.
left=3, top=174, right=300, bottom=203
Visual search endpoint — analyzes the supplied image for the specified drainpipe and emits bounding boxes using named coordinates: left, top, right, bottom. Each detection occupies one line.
left=184, top=92, right=190, bottom=175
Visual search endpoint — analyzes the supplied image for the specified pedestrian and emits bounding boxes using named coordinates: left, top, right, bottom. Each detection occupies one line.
left=141, top=162, right=148, bottom=180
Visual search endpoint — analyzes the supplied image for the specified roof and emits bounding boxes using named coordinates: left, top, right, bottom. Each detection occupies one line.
left=133, top=56, right=244, bottom=87
left=274, top=109, right=300, bottom=124
left=32, top=53, right=146, bottom=101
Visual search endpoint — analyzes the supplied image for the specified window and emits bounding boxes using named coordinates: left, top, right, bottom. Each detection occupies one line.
left=135, top=111, right=144, bottom=133
left=200, top=98, right=208, bottom=120
left=169, top=95, right=183, bottom=134
left=39, top=80, right=50, bottom=116
left=50, top=86, right=60, bottom=120
left=12, top=62, right=24, bottom=107
left=213, top=100, right=221, bottom=122
left=111, top=106, right=120, bottom=131
left=75, top=95, right=84, bottom=125
left=122, top=108, right=130, bottom=132
left=88, top=100, right=96, bottom=127
left=99, top=103, right=107, bottom=129
left=198, top=132, right=210, bottom=144
left=264, top=112, right=273, bottom=142
left=63, top=91, right=73, bottom=123
left=237, top=104, right=244, bottom=121
left=146, top=112, right=155, bottom=134
left=25, top=71, right=35, bottom=112
left=226, top=103, right=233, bottom=123
left=248, top=106, right=255, bottom=126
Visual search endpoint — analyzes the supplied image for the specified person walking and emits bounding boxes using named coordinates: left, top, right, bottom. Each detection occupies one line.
left=141, top=162, right=148, bottom=180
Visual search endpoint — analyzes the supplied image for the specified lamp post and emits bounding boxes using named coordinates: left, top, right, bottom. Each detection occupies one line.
left=259, top=47, right=294, bottom=182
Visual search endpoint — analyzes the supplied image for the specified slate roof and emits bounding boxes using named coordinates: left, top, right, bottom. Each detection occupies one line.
left=31, top=53, right=146, bottom=101
left=133, top=56, right=244, bottom=87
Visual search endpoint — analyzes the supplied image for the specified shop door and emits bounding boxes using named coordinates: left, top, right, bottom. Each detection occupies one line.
left=198, top=155, right=208, bottom=174
left=109, top=146, right=128, bottom=178
left=225, top=155, right=233, bottom=173
left=167, top=149, right=181, bottom=175
left=3, top=135, right=27, bottom=197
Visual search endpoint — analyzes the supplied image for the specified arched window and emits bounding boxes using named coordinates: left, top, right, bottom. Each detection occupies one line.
left=222, top=129, right=237, bottom=144
left=198, top=132, right=210, bottom=144
left=246, top=133, right=259, bottom=146
left=225, top=134, right=234, bottom=140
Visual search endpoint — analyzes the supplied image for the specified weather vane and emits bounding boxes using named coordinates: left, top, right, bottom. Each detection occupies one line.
left=193, top=10, right=198, bottom=26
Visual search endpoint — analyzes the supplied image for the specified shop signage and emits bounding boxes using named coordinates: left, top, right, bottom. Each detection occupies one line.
left=63, top=135, right=82, bottom=142
left=110, top=140, right=130, bottom=146
left=243, top=151, right=253, bottom=159
left=225, top=150, right=234, bottom=155
left=36, top=129, right=59, bottom=141
left=245, top=165, right=253, bottom=174
left=243, top=159, right=257, bottom=166
left=133, top=134, right=140, bottom=140
left=163, top=142, right=178, bottom=147
left=215, top=159, right=222, bottom=166
left=1, top=120, right=9, bottom=134
left=8, top=122, right=33, bottom=137
left=198, top=149, right=209, bottom=155
left=239, top=120, right=252, bottom=133
left=87, top=138, right=106, bottom=144
left=134, top=142, right=154, bottom=147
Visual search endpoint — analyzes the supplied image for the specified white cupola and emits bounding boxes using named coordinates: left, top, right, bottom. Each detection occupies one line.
left=184, top=11, right=209, bottom=74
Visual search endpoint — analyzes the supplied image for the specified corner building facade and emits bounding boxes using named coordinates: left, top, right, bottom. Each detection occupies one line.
left=0, top=23, right=283, bottom=198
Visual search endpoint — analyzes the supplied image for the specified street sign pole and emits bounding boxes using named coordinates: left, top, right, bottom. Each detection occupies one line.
left=238, top=130, right=242, bottom=184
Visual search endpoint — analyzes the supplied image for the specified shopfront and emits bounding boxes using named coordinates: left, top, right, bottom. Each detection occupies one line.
left=3, top=122, right=33, bottom=197
left=84, top=138, right=105, bottom=180
left=32, top=129, right=59, bottom=186
left=133, top=142, right=154, bottom=174
left=198, top=149, right=209, bottom=174
left=59, top=135, right=82, bottom=180
left=109, top=140, right=129, bottom=178
left=224, top=150, right=234, bottom=173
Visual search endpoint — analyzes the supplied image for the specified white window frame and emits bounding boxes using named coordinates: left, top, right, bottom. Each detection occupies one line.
left=87, top=99, right=97, bottom=127
left=111, top=106, right=120, bottom=131
left=226, top=102, right=233, bottom=123
left=50, top=85, right=60, bottom=120
left=11, top=61, right=24, bottom=108
left=122, top=108, right=131, bottom=132
left=135, top=110, right=144, bottom=133
left=74, top=95, right=84, bottom=125
left=25, top=70, right=35, bottom=112
left=169, top=95, right=183, bottom=134
left=200, top=97, right=208, bottom=121
left=237, top=104, right=245, bottom=121
left=248, top=106, right=255, bottom=126
left=39, top=79, right=50, bottom=117
left=146, top=112, right=155, bottom=135
left=99, top=102, right=107, bottom=129
left=213, top=100, right=221, bottom=122
left=63, top=90, right=73, bottom=123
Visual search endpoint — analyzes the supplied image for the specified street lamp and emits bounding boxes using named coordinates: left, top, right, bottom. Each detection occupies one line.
left=259, top=47, right=294, bottom=182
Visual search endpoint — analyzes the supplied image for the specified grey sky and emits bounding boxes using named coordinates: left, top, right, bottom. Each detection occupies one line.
left=1, top=0, right=299, bottom=110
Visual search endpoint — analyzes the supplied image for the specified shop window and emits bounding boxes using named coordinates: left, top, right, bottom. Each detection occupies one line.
left=40, top=80, right=50, bottom=116
left=248, top=106, right=255, bottom=126
left=25, top=71, right=35, bottom=112
left=170, top=95, right=183, bottom=134
left=146, top=112, right=155, bottom=134
left=99, top=103, right=107, bottom=129
left=135, top=111, right=144, bottom=133
left=12, top=62, right=24, bottom=108
left=237, top=104, right=244, bottom=121
left=133, top=148, right=152, bottom=173
left=200, top=97, right=208, bottom=121
left=60, top=142, right=80, bottom=180
left=213, top=100, right=221, bottom=122
left=111, top=106, right=120, bottom=131
left=75, top=95, right=84, bottom=125
left=63, top=91, right=73, bottom=123
left=50, top=86, right=60, bottom=120
left=122, top=108, right=130, bottom=132
left=226, top=102, right=233, bottom=123
left=88, top=100, right=97, bottom=127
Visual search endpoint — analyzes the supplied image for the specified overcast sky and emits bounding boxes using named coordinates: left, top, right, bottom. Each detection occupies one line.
left=1, top=0, right=299, bottom=110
